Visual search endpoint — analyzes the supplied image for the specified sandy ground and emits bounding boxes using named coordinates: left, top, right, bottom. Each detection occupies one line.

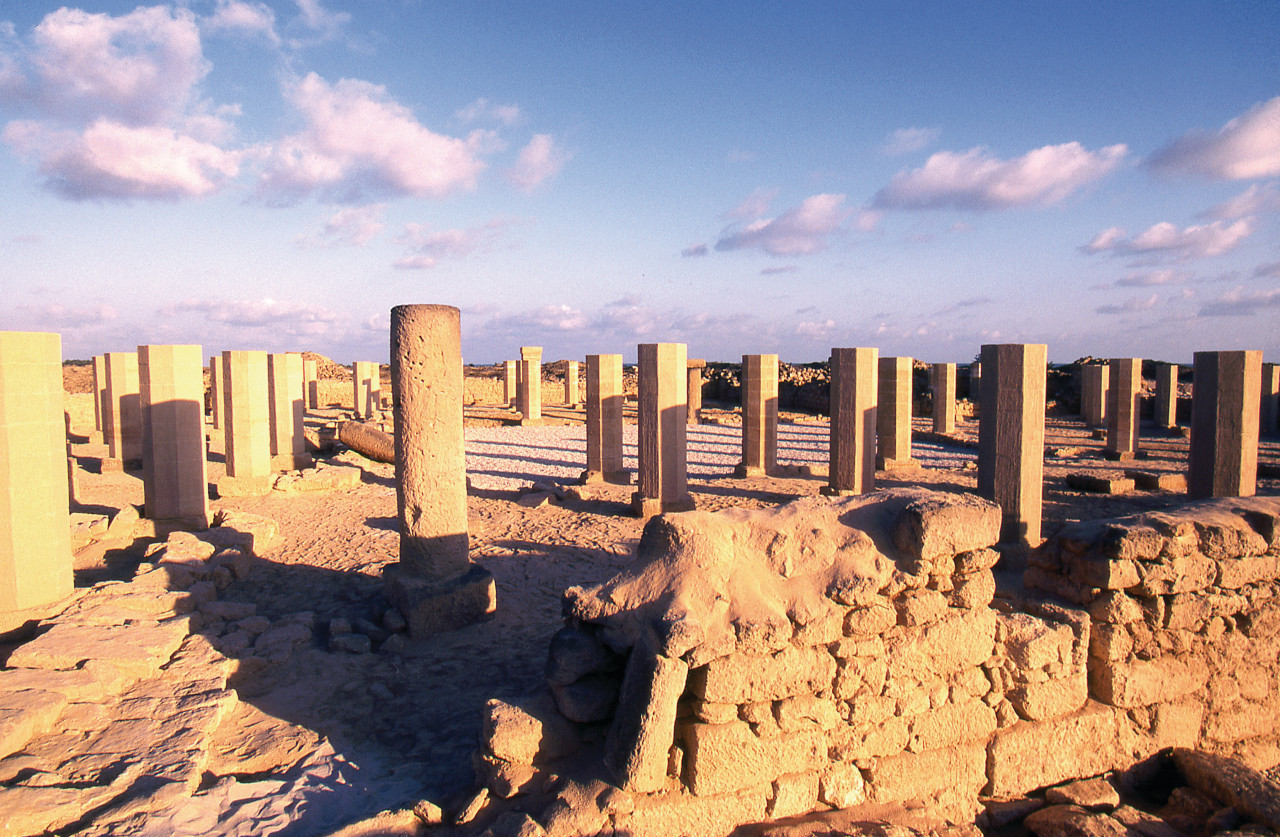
left=47, top=387, right=1280, bottom=834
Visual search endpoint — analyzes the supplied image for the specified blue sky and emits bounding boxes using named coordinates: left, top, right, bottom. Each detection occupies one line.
left=1, top=1, right=1277, bottom=365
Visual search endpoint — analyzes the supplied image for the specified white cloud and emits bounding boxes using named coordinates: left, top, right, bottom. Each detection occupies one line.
left=1096, top=294, right=1159, bottom=315
left=796, top=319, right=835, bottom=337
left=392, top=217, right=514, bottom=269
left=1201, top=182, right=1280, bottom=219
left=16, top=302, right=118, bottom=327
left=202, top=0, right=279, bottom=45
left=872, top=142, right=1128, bottom=211
left=290, top=0, right=349, bottom=41
left=1082, top=218, right=1255, bottom=259
left=258, top=72, right=487, bottom=203
left=724, top=188, right=776, bottom=220
left=456, top=98, right=520, bottom=126
left=297, top=203, right=386, bottom=247
left=1197, top=286, right=1280, bottom=317
left=1115, top=269, right=1189, bottom=287
left=162, top=297, right=344, bottom=335
left=1149, top=96, right=1280, bottom=180
left=507, top=133, right=568, bottom=191
left=883, top=127, right=939, bottom=156
left=715, top=193, right=850, bottom=256
left=681, top=243, right=708, bottom=258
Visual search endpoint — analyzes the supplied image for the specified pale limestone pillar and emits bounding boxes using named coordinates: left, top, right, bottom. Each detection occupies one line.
left=633, top=343, right=694, bottom=517
left=384, top=304, right=495, bottom=637
left=502, top=360, right=518, bottom=407
left=735, top=354, right=778, bottom=477
left=92, top=354, right=106, bottom=433
left=1081, top=363, right=1110, bottom=427
left=824, top=347, right=877, bottom=496
left=517, top=346, right=543, bottom=417
left=0, top=332, right=73, bottom=611
left=519, top=357, right=542, bottom=424
left=686, top=359, right=706, bottom=424
left=932, top=362, right=956, bottom=433
left=565, top=360, right=580, bottom=407
left=1189, top=350, right=1262, bottom=500
left=1105, top=358, right=1142, bottom=460
left=583, top=354, right=628, bottom=484
left=139, top=344, right=208, bottom=530
left=220, top=350, right=273, bottom=495
left=303, top=358, right=319, bottom=410
left=1154, top=363, right=1178, bottom=429
left=269, top=353, right=310, bottom=471
left=208, top=356, right=222, bottom=431
left=1261, top=363, right=1279, bottom=436
left=352, top=361, right=379, bottom=418
left=103, top=351, right=142, bottom=471
left=876, top=356, right=915, bottom=470
left=977, top=343, right=1047, bottom=548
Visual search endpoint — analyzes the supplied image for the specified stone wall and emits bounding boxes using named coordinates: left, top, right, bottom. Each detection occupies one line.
left=475, top=489, right=1280, bottom=836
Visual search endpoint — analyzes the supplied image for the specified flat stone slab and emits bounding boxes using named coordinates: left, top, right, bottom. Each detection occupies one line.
left=1124, top=470, right=1188, bottom=492
left=7, top=617, right=193, bottom=677
left=1066, top=472, right=1135, bottom=494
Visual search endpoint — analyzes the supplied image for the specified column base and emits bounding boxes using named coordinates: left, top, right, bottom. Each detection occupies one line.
left=216, top=474, right=275, bottom=497
left=732, top=462, right=771, bottom=478
left=518, top=417, right=544, bottom=426
left=150, top=514, right=211, bottom=538
left=101, top=457, right=143, bottom=473
left=384, top=562, right=496, bottom=638
left=271, top=453, right=315, bottom=471
left=579, top=469, right=631, bottom=485
left=630, top=493, right=696, bottom=518
left=876, top=456, right=922, bottom=473
left=820, top=484, right=865, bottom=497
left=1102, top=450, right=1138, bottom=462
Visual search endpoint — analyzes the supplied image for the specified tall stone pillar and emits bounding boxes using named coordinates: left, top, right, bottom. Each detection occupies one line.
left=92, top=354, right=106, bottom=435
left=502, top=360, right=518, bottom=407
left=583, top=354, right=628, bottom=484
left=518, top=351, right=542, bottom=424
left=103, top=351, right=142, bottom=471
left=686, top=359, right=706, bottom=424
left=968, top=361, right=982, bottom=409
left=565, top=360, right=580, bottom=407
left=219, top=350, right=273, bottom=496
left=139, top=344, right=209, bottom=531
left=208, top=356, right=222, bottom=431
left=977, top=343, right=1047, bottom=549
left=1105, top=358, right=1142, bottom=460
left=269, top=353, right=310, bottom=471
left=632, top=343, right=695, bottom=517
left=1261, top=363, right=1279, bottom=436
left=303, top=358, right=319, bottom=410
left=1154, top=363, right=1178, bottom=429
left=735, top=354, right=778, bottom=477
left=932, top=362, right=956, bottom=433
left=823, top=347, right=877, bottom=497
left=1188, top=350, right=1262, bottom=500
left=384, top=304, right=495, bottom=637
left=0, top=332, right=73, bottom=611
left=1081, top=363, right=1110, bottom=428
left=353, top=361, right=379, bottom=418
left=876, top=356, right=915, bottom=470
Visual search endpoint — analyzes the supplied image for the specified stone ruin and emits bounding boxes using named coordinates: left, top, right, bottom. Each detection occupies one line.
left=472, top=489, right=1280, bottom=835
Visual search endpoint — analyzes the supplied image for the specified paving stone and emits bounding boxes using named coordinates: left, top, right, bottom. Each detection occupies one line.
left=0, top=689, right=69, bottom=760
left=1066, top=472, right=1135, bottom=495
left=1124, top=470, right=1188, bottom=492
left=7, top=617, right=193, bottom=677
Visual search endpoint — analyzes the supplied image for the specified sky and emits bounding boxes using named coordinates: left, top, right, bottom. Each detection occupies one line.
left=0, top=1, right=1277, bottom=366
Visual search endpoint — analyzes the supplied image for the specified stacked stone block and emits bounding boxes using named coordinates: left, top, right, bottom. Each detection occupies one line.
left=352, top=361, right=379, bottom=418
left=138, top=344, right=209, bottom=531
left=219, top=350, right=272, bottom=496
left=687, top=359, right=706, bottom=424
left=1189, top=350, right=1262, bottom=500
left=103, top=351, right=142, bottom=471
left=303, top=358, right=319, bottom=410
left=735, top=353, right=778, bottom=478
left=876, top=356, right=914, bottom=470
left=632, top=342, right=694, bottom=517
left=564, top=360, right=580, bottom=407
left=1155, top=363, right=1178, bottom=429
left=518, top=346, right=543, bottom=424
left=1263, top=363, right=1279, bottom=436
left=92, top=354, right=106, bottom=436
left=1081, top=363, right=1109, bottom=428
left=582, top=354, right=628, bottom=484
left=1106, top=358, right=1142, bottom=460
left=502, top=360, right=518, bottom=408
left=268, top=353, right=310, bottom=471
left=824, top=347, right=877, bottom=497
left=931, top=362, right=956, bottom=433
left=978, top=343, right=1047, bottom=548
left=208, top=356, right=223, bottom=430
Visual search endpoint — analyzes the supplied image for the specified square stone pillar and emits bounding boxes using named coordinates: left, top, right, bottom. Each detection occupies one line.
left=103, top=351, right=142, bottom=471
left=735, top=354, right=778, bottom=477
left=1105, top=358, right=1142, bottom=460
left=139, top=344, right=209, bottom=530
left=1081, top=363, right=1110, bottom=428
left=92, top=354, right=106, bottom=434
left=208, top=356, right=222, bottom=431
left=384, top=304, right=495, bottom=637
left=968, top=361, right=982, bottom=408
left=220, top=350, right=273, bottom=496
left=583, top=354, right=628, bottom=484
left=353, top=361, right=379, bottom=418
left=565, top=360, right=580, bottom=407
left=823, top=347, right=877, bottom=496
left=502, top=360, right=518, bottom=407
left=876, top=356, right=915, bottom=470
left=1154, top=363, right=1178, bottom=429
left=1261, top=363, right=1279, bottom=436
left=0, top=332, right=73, bottom=611
left=518, top=354, right=542, bottom=424
left=303, top=358, right=319, bottom=410
left=686, top=359, right=706, bottom=424
left=977, top=343, right=1047, bottom=548
left=269, top=353, right=311, bottom=471
left=931, top=362, right=956, bottom=433
left=633, top=343, right=695, bottom=517
left=1189, top=350, right=1262, bottom=500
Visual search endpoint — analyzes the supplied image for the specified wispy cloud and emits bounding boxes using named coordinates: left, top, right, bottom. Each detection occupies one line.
left=796, top=319, right=836, bottom=338
left=162, top=297, right=345, bottom=335
left=882, top=127, right=939, bottom=156
left=760, top=265, right=797, bottom=275
left=287, top=0, right=349, bottom=45
left=456, top=98, right=520, bottom=126
left=1096, top=294, right=1159, bottom=315
left=934, top=296, right=993, bottom=316
left=1082, top=218, right=1254, bottom=259
left=201, top=0, right=279, bottom=45
left=724, top=188, right=776, bottom=220
left=506, top=133, right=568, bottom=191
left=1114, top=269, right=1190, bottom=287
left=296, top=203, right=386, bottom=247
left=1254, top=261, right=1280, bottom=279
left=1197, top=286, right=1280, bottom=317
left=1149, top=96, right=1280, bottom=180
left=715, top=193, right=850, bottom=256
left=392, top=217, right=515, bottom=269
left=872, top=141, right=1128, bottom=211
left=681, top=243, right=708, bottom=258
left=1200, top=182, right=1280, bottom=220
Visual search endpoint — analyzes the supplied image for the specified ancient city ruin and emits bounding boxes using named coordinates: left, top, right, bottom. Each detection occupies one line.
left=2, top=319, right=1280, bottom=837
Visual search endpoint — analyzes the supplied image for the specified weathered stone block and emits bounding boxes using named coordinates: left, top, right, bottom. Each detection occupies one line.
left=909, top=698, right=997, bottom=752
left=820, top=761, right=866, bottom=809
left=1088, top=656, right=1209, bottom=709
left=604, top=648, right=688, bottom=793
left=1065, top=554, right=1140, bottom=590
left=483, top=697, right=580, bottom=765
left=683, top=721, right=826, bottom=797
left=769, top=771, right=820, bottom=819
left=987, top=703, right=1124, bottom=798
left=1009, top=673, right=1088, bottom=722
left=865, top=743, right=986, bottom=805
left=775, top=695, right=842, bottom=732
left=690, top=645, right=834, bottom=704
left=891, top=493, right=1001, bottom=569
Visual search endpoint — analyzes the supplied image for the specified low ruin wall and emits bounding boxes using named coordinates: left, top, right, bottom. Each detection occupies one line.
left=477, top=489, right=1280, bottom=836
